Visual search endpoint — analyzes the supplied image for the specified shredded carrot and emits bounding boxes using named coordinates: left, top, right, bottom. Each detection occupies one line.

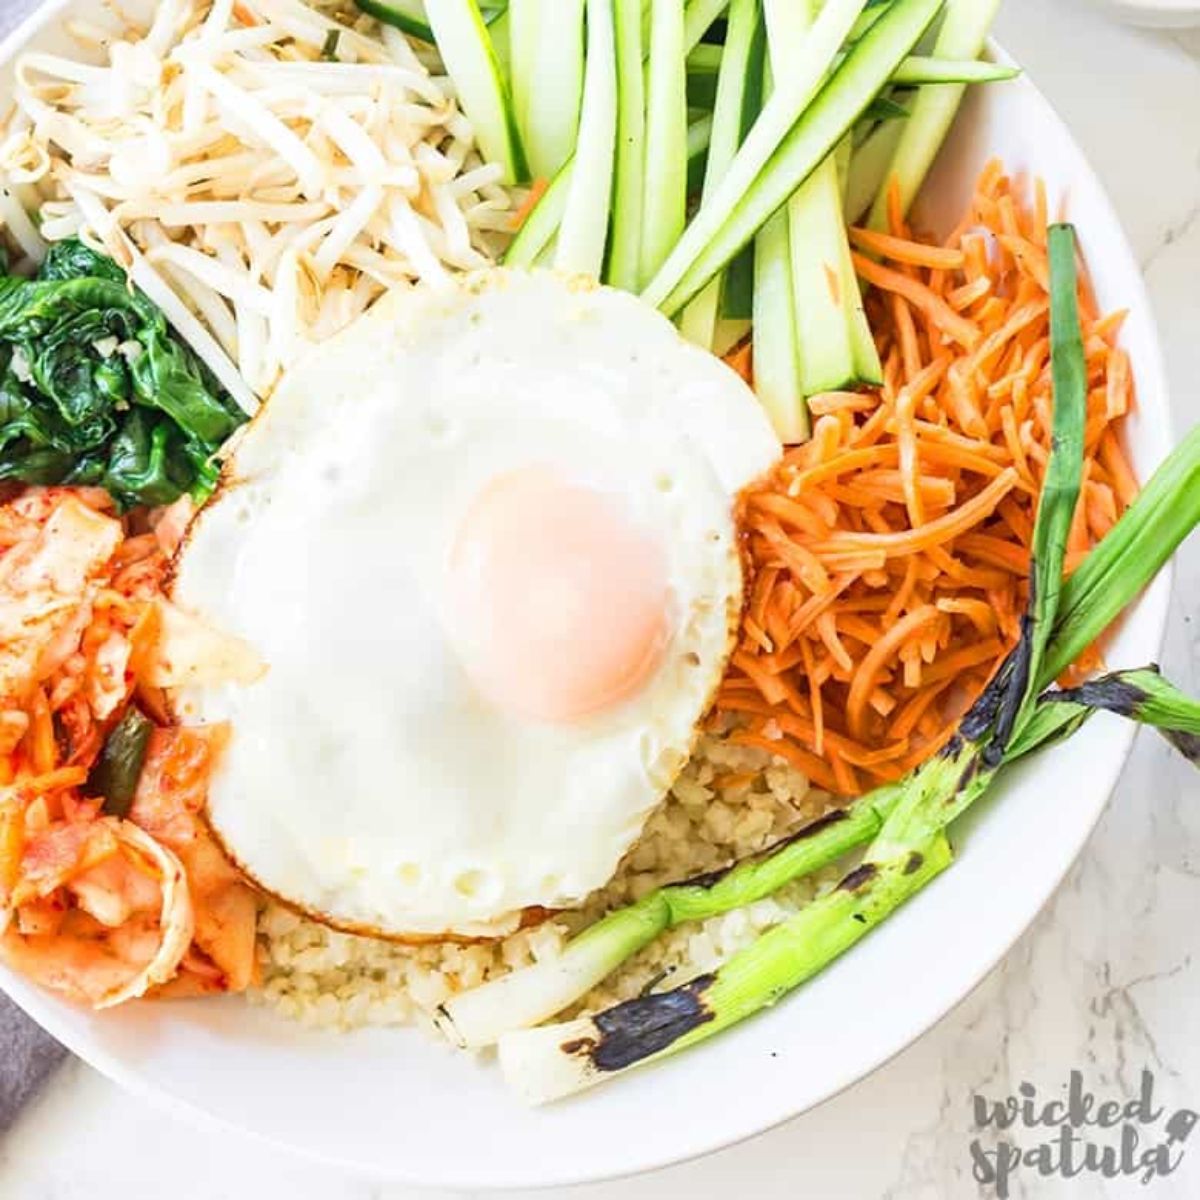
left=715, top=164, right=1137, bottom=795
left=846, top=606, right=941, bottom=739
left=509, top=177, right=549, bottom=232
left=849, top=226, right=965, bottom=271
left=852, top=252, right=981, bottom=351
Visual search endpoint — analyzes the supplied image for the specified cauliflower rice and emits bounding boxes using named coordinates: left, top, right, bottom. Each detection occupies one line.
left=253, top=729, right=844, bottom=1036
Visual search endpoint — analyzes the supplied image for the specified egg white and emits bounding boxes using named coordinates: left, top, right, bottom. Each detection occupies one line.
left=172, top=271, right=780, bottom=938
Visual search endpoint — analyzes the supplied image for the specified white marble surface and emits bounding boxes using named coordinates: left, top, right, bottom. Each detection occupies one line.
left=1, top=0, right=1199, bottom=1196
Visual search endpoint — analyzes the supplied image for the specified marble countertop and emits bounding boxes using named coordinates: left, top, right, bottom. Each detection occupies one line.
left=1, top=0, right=1199, bottom=1196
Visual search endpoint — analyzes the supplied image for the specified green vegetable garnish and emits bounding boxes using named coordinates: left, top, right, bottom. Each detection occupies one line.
left=0, top=239, right=246, bottom=509
left=89, top=707, right=154, bottom=819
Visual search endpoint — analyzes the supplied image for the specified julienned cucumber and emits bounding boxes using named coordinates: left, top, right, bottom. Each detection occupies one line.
left=510, top=0, right=586, bottom=180
left=638, top=0, right=874, bottom=314
left=683, top=0, right=731, bottom=53
left=751, top=44, right=806, bottom=443
left=868, top=0, right=1004, bottom=228
left=647, top=0, right=942, bottom=317
left=356, top=0, right=437, bottom=40
left=640, top=0, right=689, bottom=284
left=891, top=55, right=1017, bottom=85
left=605, top=0, right=647, bottom=290
left=767, top=0, right=881, bottom=407
left=356, top=0, right=506, bottom=44
left=508, top=0, right=539, bottom=158
left=424, top=0, right=527, bottom=183
left=845, top=119, right=904, bottom=225
left=504, top=162, right=573, bottom=267
left=679, top=0, right=763, bottom=349
left=686, top=47, right=1017, bottom=88
left=555, top=0, right=618, bottom=276
left=513, top=113, right=713, bottom=273
left=753, top=209, right=805, bottom=442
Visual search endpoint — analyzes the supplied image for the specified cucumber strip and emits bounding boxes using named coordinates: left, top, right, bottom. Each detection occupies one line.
left=685, top=44, right=724, bottom=74
left=719, top=8, right=766, bottom=325
left=356, top=0, right=436, bottom=42
left=753, top=208, right=807, bottom=443
left=679, top=0, right=761, bottom=349
left=678, top=47, right=1015, bottom=86
left=891, top=55, right=1018, bottom=85
left=767, top=0, right=880, bottom=397
left=639, top=0, right=871, bottom=313
left=606, top=0, right=646, bottom=289
left=751, top=47, right=805, bottom=441
left=684, top=0, right=731, bottom=52
left=686, top=118, right=714, bottom=183
left=844, top=118, right=903, bottom=224
left=358, top=0, right=508, bottom=43
left=520, top=113, right=708, bottom=280
left=685, top=45, right=1011, bottom=85
left=686, top=70, right=718, bottom=112
left=507, top=0, right=538, bottom=142
left=521, top=0, right=587, bottom=179
left=647, top=0, right=940, bottom=316
left=503, top=159, right=573, bottom=266
left=425, top=0, right=527, bottom=183
left=489, top=7, right=512, bottom=80
left=686, top=113, right=716, bottom=194
left=834, top=216, right=880, bottom=378
left=555, top=0, right=617, bottom=277
left=868, top=0, right=1002, bottom=228
left=835, top=132, right=853, bottom=202
left=687, top=44, right=1009, bottom=86
left=686, top=112, right=714, bottom=159
left=720, top=245, right=754, bottom=319
left=865, top=91, right=911, bottom=121
left=847, top=0, right=889, bottom=42
left=713, top=317, right=751, bottom=358
left=639, top=0, right=689, bottom=284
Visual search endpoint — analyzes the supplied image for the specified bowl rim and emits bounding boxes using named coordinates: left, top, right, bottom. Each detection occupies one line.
left=0, top=6, right=1176, bottom=1188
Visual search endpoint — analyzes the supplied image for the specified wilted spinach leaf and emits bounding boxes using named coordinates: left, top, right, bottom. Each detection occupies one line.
left=0, top=239, right=246, bottom=508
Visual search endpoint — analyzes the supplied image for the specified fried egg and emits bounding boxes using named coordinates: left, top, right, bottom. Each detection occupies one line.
left=171, top=271, right=780, bottom=939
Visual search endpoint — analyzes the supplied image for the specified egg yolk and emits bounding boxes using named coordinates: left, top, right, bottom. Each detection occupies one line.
left=448, top=467, right=671, bottom=723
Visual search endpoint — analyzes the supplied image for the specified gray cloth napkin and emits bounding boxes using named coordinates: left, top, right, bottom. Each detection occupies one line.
left=0, top=994, right=67, bottom=1132
left=0, top=0, right=79, bottom=1143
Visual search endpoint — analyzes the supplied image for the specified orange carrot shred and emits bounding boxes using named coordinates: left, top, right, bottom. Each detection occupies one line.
left=715, top=163, right=1137, bottom=795
left=508, top=178, right=549, bottom=232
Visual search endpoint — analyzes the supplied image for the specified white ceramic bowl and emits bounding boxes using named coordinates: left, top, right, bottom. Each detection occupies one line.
left=0, top=4, right=1175, bottom=1189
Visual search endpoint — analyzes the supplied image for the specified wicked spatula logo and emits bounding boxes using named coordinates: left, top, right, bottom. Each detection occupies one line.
left=969, top=1070, right=1197, bottom=1196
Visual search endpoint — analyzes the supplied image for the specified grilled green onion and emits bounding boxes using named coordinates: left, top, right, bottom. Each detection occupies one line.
left=1034, top=667, right=1200, bottom=766
left=498, top=833, right=953, bottom=1105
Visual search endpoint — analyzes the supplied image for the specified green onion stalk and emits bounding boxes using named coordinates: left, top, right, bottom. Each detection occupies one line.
left=440, top=227, right=1200, bottom=1103
left=1018, top=667, right=1200, bottom=766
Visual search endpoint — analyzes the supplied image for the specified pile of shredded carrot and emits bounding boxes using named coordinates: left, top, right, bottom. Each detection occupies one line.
left=715, top=161, right=1138, bottom=797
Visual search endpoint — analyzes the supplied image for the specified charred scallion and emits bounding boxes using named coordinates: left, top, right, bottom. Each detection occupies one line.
left=498, top=833, right=953, bottom=1105
left=1032, top=667, right=1200, bottom=766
